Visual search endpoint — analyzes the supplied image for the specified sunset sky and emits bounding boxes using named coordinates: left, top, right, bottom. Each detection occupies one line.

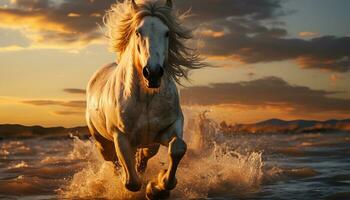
left=0, top=0, right=350, bottom=127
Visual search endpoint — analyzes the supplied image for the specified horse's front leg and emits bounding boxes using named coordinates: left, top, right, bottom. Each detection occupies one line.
left=146, top=120, right=187, bottom=199
left=159, top=137, right=187, bottom=189
left=113, top=132, right=142, bottom=192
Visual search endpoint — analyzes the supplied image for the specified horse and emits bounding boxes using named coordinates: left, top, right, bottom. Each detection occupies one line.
left=86, top=0, right=204, bottom=199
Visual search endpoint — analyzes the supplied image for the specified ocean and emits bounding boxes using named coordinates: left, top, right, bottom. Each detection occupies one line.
left=0, top=114, right=349, bottom=200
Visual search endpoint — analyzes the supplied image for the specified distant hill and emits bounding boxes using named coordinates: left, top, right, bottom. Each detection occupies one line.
left=219, top=118, right=350, bottom=134
left=1, top=118, right=350, bottom=139
left=0, top=124, right=89, bottom=139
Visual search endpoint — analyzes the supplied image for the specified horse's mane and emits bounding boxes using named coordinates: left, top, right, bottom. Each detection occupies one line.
left=104, top=0, right=206, bottom=85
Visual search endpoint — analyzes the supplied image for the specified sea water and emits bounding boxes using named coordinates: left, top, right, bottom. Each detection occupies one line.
left=0, top=113, right=349, bottom=200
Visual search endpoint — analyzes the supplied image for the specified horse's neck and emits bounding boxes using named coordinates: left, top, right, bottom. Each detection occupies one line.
left=115, top=52, right=138, bottom=98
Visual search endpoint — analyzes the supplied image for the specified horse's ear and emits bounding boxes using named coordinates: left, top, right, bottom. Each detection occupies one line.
left=165, top=0, right=173, bottom=8
left=130, top=0, right=138, bottom=10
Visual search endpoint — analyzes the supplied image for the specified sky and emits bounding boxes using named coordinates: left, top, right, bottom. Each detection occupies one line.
left=0, top=0, right=349, bottom=127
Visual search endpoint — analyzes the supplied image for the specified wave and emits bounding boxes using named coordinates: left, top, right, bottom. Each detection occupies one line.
left=264, top=166, right=318, bottom=184
left=0, top=175, right=64, bottom=196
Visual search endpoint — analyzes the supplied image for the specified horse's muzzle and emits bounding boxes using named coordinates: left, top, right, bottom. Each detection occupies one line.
left=142, top=66, right=164, bottom=88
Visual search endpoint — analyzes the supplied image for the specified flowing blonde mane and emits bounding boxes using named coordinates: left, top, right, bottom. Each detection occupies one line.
left=104, top=0, right=205, bottom=84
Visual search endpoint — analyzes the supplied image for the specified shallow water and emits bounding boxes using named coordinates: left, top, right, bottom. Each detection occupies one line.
left=0, top=115, right=349, bottom=200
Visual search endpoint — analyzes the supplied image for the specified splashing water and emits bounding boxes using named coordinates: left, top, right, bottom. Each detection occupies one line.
left=60, top=111, right=264, bottom=199
left=60, top=138, right=140, bottom=199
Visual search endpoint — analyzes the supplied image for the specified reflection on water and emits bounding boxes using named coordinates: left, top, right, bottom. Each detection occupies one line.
left=0, top=114, right=349, bottom=200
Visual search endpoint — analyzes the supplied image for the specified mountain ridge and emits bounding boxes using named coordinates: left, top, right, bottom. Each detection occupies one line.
left=0, top=124, right=88, bottom=139
left=220, top=118, right=350, bottom=134
left=1, top=118, right=350, bottom=138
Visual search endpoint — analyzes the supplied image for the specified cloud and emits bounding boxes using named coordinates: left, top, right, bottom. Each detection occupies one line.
left=180, top=76, right=350, bottom=113
left=18, top=76, right=350, bottom=117
left=176, top=0, right=285, bottom=22
left=0, top=0, right=286, bottom=51
left=1, top=0, right=349, bottom=72
left=0, top=0, right=114, bottom=50
left=199, top=18, right=350, bottom=72
left=22, top=100, right=86, bottom=108
left=299, top=31, right=319, bottom=37
left=175, top=0, right=350, bottom=72
left=40, top=76, right=350, bottom=115
left=53, top=110, right=85, bottom=116
left=329, top=73, right=343, bottom=86
left=19, top=98, right=86, bottom=116
left=0, top=8, right=66, bottom=32
left=13, top=0, right=49, bottom=9
left=196, top=29, right=226, bottom=38
left=63, top=88, right=86, bottom=94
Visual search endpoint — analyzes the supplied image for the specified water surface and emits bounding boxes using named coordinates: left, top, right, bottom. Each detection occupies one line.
left=0, top=116, right=349, bottom=200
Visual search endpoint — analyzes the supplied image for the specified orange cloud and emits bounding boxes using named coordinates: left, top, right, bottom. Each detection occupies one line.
left=22, top=100, right=86, bottom=108
left=329, top=74, right=343, bottom=86
left=198, top=29, right=226, bottom=38
left=296, top=56, right=350, bottom=72
left=67, top=13, right=81, bottom=18
left=0, top=9, right=104, bottom=51
left=0, top=0, right=109, bottom=51
left=0, top=45, right=26, bottom=52
left=90, top=13, right=102, bottom=17
left=0, top=9, right=69, bottom=33
left=298, top=31, right=319, bottom=37
left=330, top=74, right=339, bottom=82
left=53, top=110, right=85, bottom=116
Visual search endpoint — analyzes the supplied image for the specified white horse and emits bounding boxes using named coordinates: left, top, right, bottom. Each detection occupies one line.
left=86, top=0, right=204, bottom=199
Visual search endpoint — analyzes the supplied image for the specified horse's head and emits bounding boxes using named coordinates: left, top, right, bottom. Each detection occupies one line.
left=131, top=0, right=173, bottom=89
left=105, top=0, right=204, bottom=89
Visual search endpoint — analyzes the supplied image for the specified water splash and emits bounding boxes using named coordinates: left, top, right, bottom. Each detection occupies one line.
left=172, top=145, right=263, bottom=199
left=60, top=111, right=264, bottom=199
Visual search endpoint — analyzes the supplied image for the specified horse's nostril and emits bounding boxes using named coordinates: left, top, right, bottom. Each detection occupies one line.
left=143, top=67, right=150, bottom=78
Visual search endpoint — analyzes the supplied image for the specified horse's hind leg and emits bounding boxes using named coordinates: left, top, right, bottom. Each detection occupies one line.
left=93, top=132, right=118, bottom=164
left=87, top=117, right=118, bottom=164
left=136, top=144, right=160, bottom=174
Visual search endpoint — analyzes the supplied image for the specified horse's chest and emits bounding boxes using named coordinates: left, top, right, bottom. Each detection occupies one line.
left=121, top=95, right=178, bottom=146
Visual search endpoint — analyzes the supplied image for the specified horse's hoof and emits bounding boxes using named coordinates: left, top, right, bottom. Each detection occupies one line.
left=125, top=180, right=142, bottom=192
left=146, top=181, right=170, bottom=200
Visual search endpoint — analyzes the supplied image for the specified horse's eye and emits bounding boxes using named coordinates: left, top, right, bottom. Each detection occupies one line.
left=165, top=31, right=170, bottom=37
